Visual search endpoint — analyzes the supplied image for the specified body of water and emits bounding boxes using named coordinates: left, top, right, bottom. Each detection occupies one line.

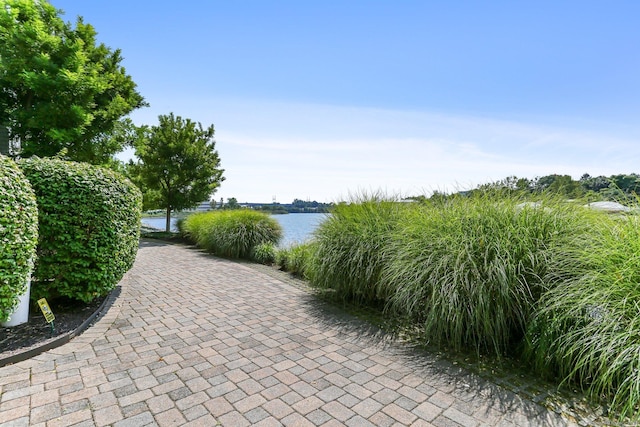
left=141, top=212, right=327, bottom=247
left=141, top=217, right=180, bottom=232
left=272, top=213, right=326, bottom=247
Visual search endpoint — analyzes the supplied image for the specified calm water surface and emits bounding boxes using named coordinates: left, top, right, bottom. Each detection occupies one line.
left=141, top=213, right=327, bottom=247
left=141, top=217, right=180, bottom=232
left=273, top=213, right=327, bottom=247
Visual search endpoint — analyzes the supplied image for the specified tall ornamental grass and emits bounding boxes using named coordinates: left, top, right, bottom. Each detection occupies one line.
left=182, top=210, right=282, bottom=259
left=251, top=242, right=277, bottom=265
left=525, top=214, right=640, bottom=419
left=284, top=190, right=640, bottom=419
left=276, top=242, right=314, bottom=277
left=382, top=194, right=590, bottom=357
left=305, top=195, right=406, bottom=305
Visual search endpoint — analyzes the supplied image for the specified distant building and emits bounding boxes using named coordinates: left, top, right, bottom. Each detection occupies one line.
left=195, top=200, right=213, bottom=212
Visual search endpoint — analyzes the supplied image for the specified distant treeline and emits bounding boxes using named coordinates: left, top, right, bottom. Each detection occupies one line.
left=218, top=198, right=333, bottom=213
left=257, top=199, right=333, bottom=214
left=415, top=173, right=640, bottom=203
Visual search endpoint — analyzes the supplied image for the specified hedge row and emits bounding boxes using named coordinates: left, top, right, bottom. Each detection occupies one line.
left=1, top=155, right=142, bottom=315
left=19, top=157, right=142, bottom=303
left=0, top=155, right=38, bottom=321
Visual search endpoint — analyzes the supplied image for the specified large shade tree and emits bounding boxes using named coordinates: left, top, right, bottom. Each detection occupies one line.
left=129, top=113, right=225, bottom=231
left=0, top=0, right=145, bottom=163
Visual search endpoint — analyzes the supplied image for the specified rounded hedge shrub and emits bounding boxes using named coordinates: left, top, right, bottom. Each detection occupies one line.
left=182, top=210, right=282, bottom=259
left=19, top=157, right=142, bottom=303
left=0, top=155, right=38, bottom=321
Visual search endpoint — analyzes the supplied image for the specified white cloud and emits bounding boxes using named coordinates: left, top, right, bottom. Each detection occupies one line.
left=127, top=97, right=640, bottom=203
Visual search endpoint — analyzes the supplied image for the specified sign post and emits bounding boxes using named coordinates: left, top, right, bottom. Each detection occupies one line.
left=37, top=298, right=56, bottom=334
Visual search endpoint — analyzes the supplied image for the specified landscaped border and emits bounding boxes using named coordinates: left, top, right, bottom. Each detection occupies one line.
left=0, top=286, right=121, bottom=368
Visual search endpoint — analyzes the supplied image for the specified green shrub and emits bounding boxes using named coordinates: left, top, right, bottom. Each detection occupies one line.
left=305, top=195, right=406, bottom=304
left=176, top=217, right=187, bottom=235
left=382, top=193, right=591, bottom=357
left=182, top=210, right=282, bottom=259
left=251, top=242, right=277, bottom=265
left=19, top=157, right=142, bottom=303
left=276, top=242, right=314, bottom=277
left=0, top=155, right=38, bottom=321
left=525, top=214, right=640, bottom=420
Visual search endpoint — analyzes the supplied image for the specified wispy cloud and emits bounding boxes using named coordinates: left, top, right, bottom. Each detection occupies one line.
left=129, top=97, right=640, bottom=202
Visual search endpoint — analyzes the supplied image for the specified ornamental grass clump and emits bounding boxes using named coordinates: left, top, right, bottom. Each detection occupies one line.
left=182, top=210, right=282, bottom=259
left=276, top=242, right=314, bottom=277
left=525, top=213, right=640, bottom=420
left=251, top=242, right=277, bottom=265
left=382, top=193, right=588, bottom=357
left=305, top=194, right=407, bottom=305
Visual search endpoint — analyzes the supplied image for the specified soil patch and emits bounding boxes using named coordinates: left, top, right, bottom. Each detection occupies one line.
left=0, top=295, right=106, bottom=363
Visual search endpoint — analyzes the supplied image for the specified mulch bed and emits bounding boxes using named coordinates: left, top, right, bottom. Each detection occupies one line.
left=0, top=295, right=106, bottom=362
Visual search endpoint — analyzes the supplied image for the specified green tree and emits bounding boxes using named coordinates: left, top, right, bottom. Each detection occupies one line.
left=534, top=174, right=558, bottom=192
left=580, top=173, right=610, bottom=193
left=224, top=197, right=240, bottom=210
left=0, top=0, right=145, bottom=163
left=476, top=175, right=532, bottom=196
left=129, top=113, right=225, bottom=231
left=533, top=174, right=583, bottom=198
left=545, top=175, right=583, bottom=198
left=610, top=173, right=640, bottom=196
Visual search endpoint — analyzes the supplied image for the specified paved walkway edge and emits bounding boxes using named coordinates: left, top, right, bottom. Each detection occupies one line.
left=0, top=273, right=129, bottom=368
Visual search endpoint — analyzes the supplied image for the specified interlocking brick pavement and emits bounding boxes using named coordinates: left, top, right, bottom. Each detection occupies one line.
left=0, top=240, right=579, bottom=426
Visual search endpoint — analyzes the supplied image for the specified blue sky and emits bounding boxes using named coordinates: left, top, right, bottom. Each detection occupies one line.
left=53, top=1, right=640, bottom=203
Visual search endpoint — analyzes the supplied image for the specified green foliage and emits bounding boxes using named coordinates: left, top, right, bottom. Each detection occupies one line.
left=525, top=215, right=640, bottom=419
left=289, top=199, right=332, bottom=213
left=223, top=197, right=240, bottom=210
left=536, top=174, right=584, bottom=198
left=305, top=195, right=406, bottom=305
left=129, top=113, right=224, bottom=231
left=182, top=210, right=282, bottom=259
left=289, top=185, right=640, bottom=419
left=276, top=243, right=314, bottom=277
left=251, top=242, right=277, bottom=265
left=383, top=193, right=591, bottom=357
left=579, top=173, right=610, bottom=193
left=471, top=172, right=640, bottom=204
left=176, top=217, right=187, bottom=235
left=0, top=155, right=38, bottom=321
left=0, top=0, right=145, bottom=163
left=257, top=204, right=289, bottom=214
left=19, top=157, right=142, bottom=303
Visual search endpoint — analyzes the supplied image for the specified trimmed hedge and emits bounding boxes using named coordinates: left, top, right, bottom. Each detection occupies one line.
left=19, top=157, right=142, bottom=303
left=0, top=155, right=38, bottom=321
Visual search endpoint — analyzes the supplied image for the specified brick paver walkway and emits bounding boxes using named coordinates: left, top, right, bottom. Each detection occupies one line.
left=0, top=240, right=577, bottom=426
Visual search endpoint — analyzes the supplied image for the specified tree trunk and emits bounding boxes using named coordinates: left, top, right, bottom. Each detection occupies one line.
left=165, top=207, right=171, bottom=232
